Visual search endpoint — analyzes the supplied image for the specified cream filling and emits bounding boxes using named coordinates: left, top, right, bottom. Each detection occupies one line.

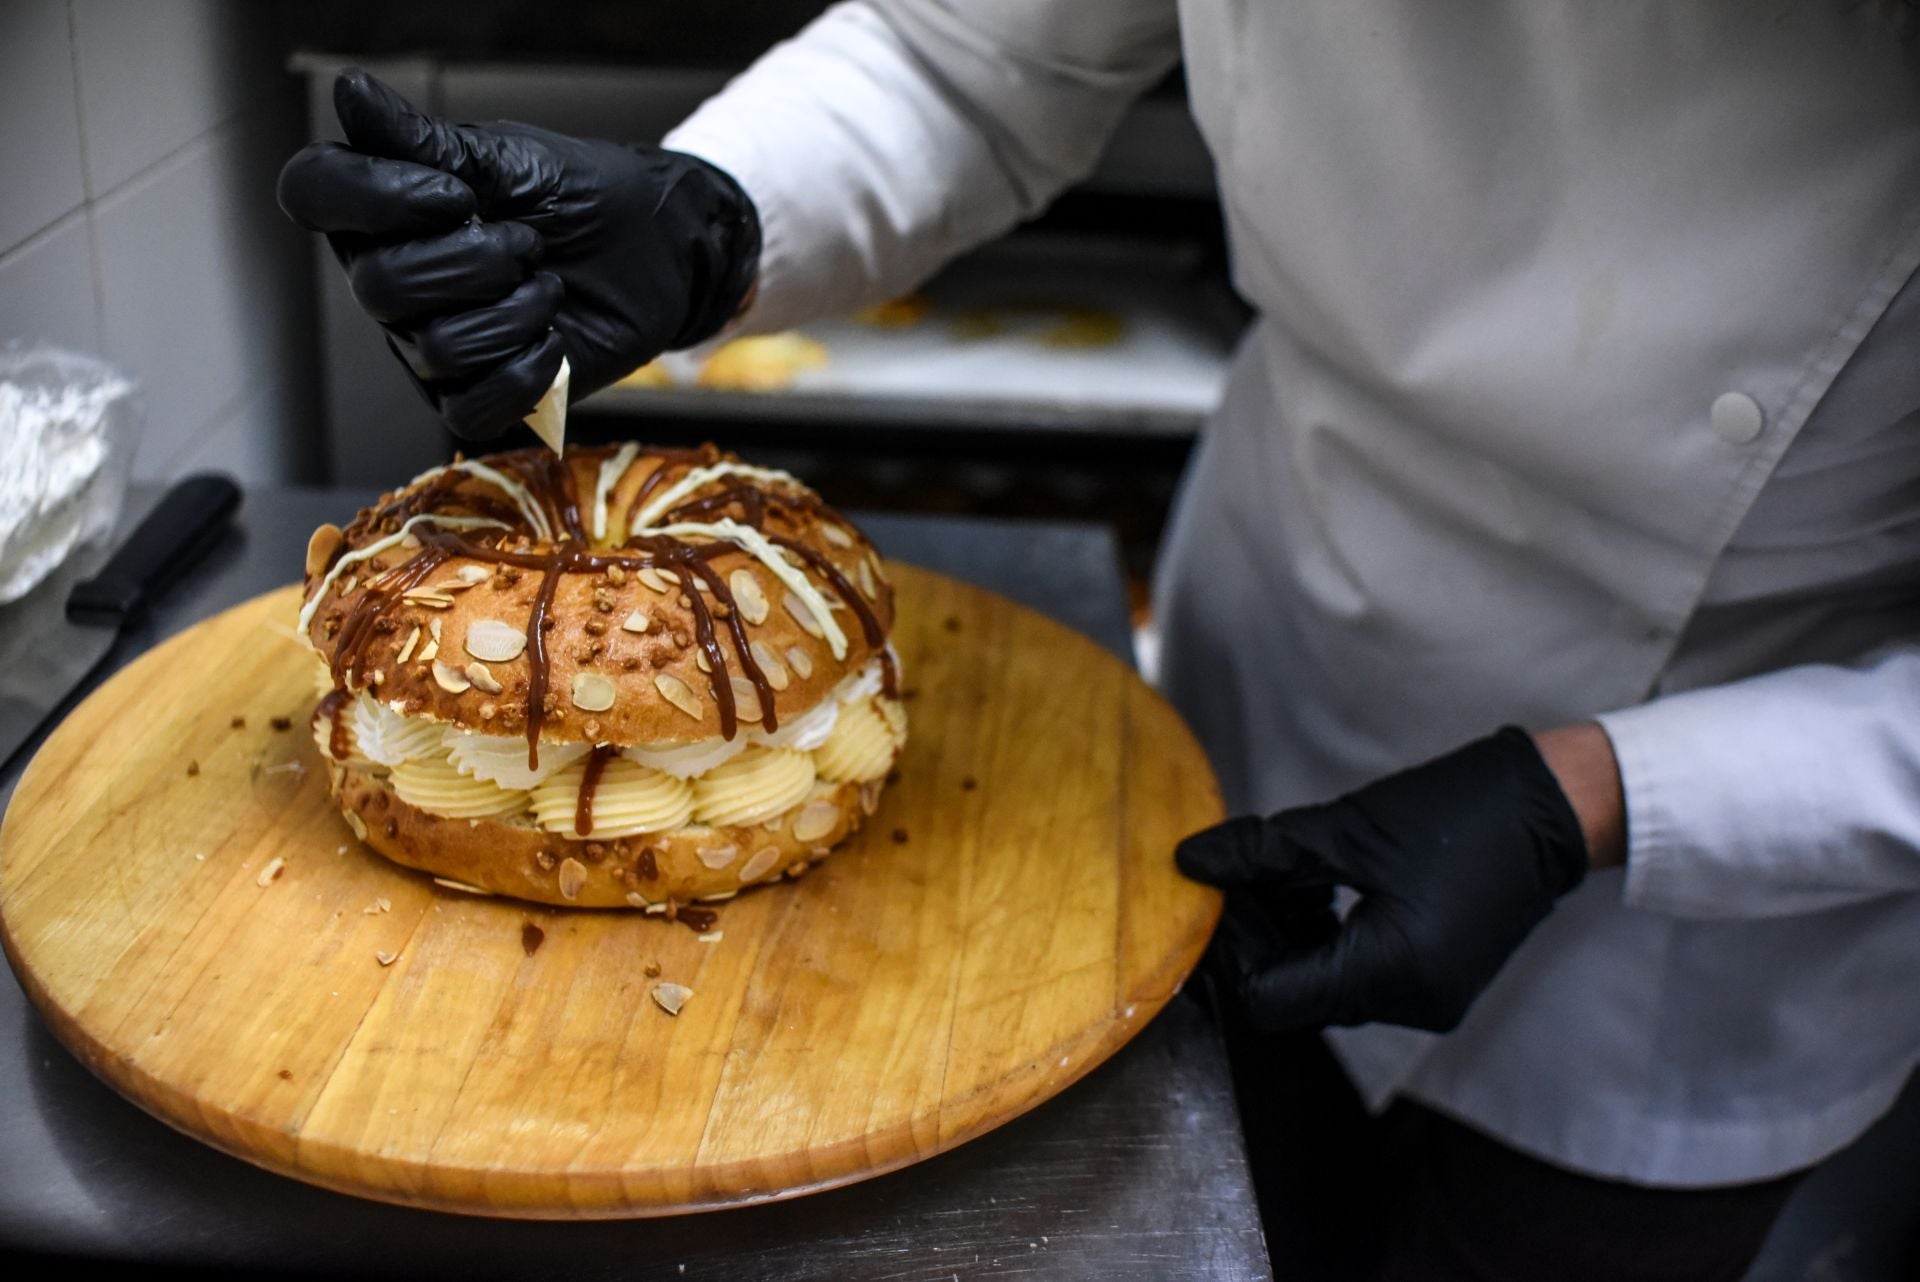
left=331, top=662, right=903, bottom=830
left=445, top=730, right=590, bottom=790
left=352, top=692, right=449, bottom=766
left=692, top=747, right=817, bottom=828
left=391, top=756, right=530, bottom=818
left=528, top=756, right=694, bottom=839
left=751, top=694, right=839, bottom=751
left=311, top=704, right=380, bottom=772
left=815, top=696, right=907, bottom=784
left=623, top=736, right=747, bottom=779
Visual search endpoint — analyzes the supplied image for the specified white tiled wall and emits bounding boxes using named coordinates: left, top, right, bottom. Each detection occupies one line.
left=0, top=0, right=317, bottom=486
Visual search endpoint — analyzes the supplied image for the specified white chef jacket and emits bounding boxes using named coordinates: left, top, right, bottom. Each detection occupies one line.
left=666, top=1, right=1920, bottom=1186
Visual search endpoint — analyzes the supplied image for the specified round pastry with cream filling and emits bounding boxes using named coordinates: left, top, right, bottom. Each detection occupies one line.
left=301, top=443, right=906, bottom=911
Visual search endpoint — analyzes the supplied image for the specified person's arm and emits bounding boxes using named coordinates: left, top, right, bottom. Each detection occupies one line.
left=664, top=0, right=1183, bottom=334
left=1593, top=646, right=1920, bottom=918
left=1177, top=647, right=1920, bottom=1035
left=1532, top=720, right=1626, bottom=870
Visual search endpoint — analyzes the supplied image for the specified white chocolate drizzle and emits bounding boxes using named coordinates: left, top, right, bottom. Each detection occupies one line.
left=409, top=459, right=556, bottom=542
left=647, top=518, right=850, bottom=660
left=298, top=513, right=510, bottom=633
left=590, top=441, right=640, bottom=541
left=630, top=462, right=802, bottom=530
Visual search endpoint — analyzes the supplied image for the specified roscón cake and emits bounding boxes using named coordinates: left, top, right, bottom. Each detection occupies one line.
left=300, top=443, right=906, bottom=915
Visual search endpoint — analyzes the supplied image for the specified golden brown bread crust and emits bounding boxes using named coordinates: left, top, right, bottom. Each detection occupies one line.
left=301, top=445, right=895, bottom=746
left=328, top=759, right=879, bottom=909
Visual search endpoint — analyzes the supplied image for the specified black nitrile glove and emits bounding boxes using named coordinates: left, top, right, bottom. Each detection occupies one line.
left=1177, top=727, right=1590, bottom=1034
left=277, top=67, right=760, bottom=440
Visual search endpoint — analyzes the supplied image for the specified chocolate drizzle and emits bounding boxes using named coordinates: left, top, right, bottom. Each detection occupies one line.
left=317, top=687, right=351, bottom=760
left=575, top=744, right=614, bottom=836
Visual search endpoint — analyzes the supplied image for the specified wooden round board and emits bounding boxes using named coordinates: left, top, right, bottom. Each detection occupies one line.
left=0, top=564, right=1222, bottom=1218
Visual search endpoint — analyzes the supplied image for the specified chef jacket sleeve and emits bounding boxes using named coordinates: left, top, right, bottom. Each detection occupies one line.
left=661, top=0, right=1182, bottom=335
left=1595, top=645, right=1920, bottom=919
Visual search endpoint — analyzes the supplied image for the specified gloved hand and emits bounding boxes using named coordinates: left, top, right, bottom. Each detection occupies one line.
left=277, top=67, right=761, bottom=440
left=1176, top=726, right=1591, bottom=1034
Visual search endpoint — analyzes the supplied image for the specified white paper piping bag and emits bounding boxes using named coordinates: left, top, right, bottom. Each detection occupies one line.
left=524, top=356, right=570, bottom=455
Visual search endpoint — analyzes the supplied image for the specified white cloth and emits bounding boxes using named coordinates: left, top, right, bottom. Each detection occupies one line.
left=667, top=1, right=1920, bottom=1185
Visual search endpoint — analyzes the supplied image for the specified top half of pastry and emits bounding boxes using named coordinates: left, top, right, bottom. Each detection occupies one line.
left=299, top=444, right=897, bottom=747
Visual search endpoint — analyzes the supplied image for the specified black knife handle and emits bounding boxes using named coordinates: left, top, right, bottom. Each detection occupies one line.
left=66, top=474, right=242, bottom=626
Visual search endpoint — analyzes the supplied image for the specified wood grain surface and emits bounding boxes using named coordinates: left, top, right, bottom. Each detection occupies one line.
left=0, top=564, right=1222, bottom=1219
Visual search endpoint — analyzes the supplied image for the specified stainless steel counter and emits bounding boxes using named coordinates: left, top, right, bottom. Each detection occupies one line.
left=0, top=487, right=1271, bottom=1280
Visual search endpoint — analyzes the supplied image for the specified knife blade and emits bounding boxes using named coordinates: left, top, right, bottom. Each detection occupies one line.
left=0, top=473, right=241, bottom=770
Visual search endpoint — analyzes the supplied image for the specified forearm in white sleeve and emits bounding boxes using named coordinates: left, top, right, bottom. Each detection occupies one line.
left=662, top=0, right=1181, bottom=335
left=1595, top=645, right=1920, bottom=919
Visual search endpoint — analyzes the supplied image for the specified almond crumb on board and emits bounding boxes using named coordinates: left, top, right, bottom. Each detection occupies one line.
left=651, top=982, right=692, bottom=1015
left=376, top=950, right=400, bottom=967
left=256, top=857, right=286, bottom=886
left=697, top=931, right=724, bottom=944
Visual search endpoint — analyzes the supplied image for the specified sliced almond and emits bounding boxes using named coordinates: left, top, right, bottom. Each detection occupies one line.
left=728, top=676, right=763, bottom=723
left=729, top=569, right=769, bottom=624
left=433, top=876, right=493, bottom=895
left=820, top=523, right=854, bottom=549
left=571, top=672, right=616, bottom=712
left=420, top=617, right=442, bottom=662
left=695, top=650, right=711, bottom=674
left=305, top=523, right=343, bottom=577
left=465, top=661, right=502, bottom=694
left=456, top=564, right=491, bottom=585
left=657, top=568, right=681, bottom=585
left=739, top=847, right=779, bottom=882
left=654, top=673, right=702, bottom=720
left=651, top=982, right=692, bottom=1015
left=786, top=646, right=814, bottom=679
left=624, top=891, right=651, bottom=909
left=340, top=575, right=359, bottom=595
left=637, top=567, right=670, bottom=594
left=344, top=811, right=368, bottom=840
left=395, top=624, right=421, bottom=664
left=256, top=856, right=286, bottom=887
left=749, top=641, right=789, bottom=690
left=621, top=610, right=652, bottom=634
left=697, top=931, right=724, bottom=943
left=783, top=592, right=825, bottom=638
left=557, top=857, right=588, bottom=900
left=792, top=800, right=840, bottom=843
left=859, top=781, right=881, bottom=815
left=376, top=949, right=400, bottom=967
left=856, top=558, right=878, bottom=600
left=398, top=531, right=421, bottom=550
left=697, top=844, right=738, bottom=869
left=464, top=618, right=527, bottom=662
left=432, top=660, right=472, bottom=693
